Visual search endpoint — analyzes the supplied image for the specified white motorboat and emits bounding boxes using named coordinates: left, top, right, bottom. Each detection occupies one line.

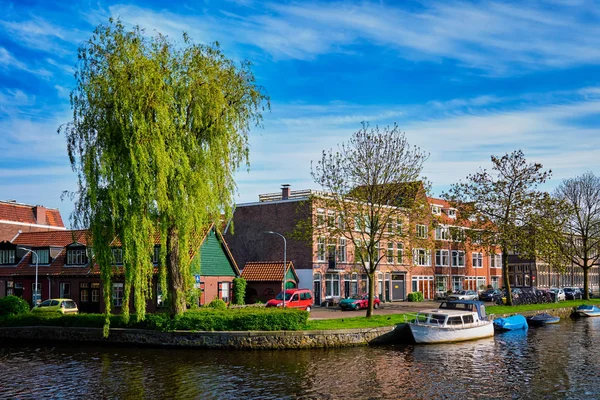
left=408, top=300, right=494, bottom=344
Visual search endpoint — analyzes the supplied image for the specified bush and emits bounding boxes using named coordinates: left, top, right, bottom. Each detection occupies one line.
left=407, top=292, right=424, bottom=302
left=0, top=296, right=30, bottom=317
left=232, top=277, right=246, bottom=305
left=207, top=298, right=227, bottom=310
left=0, top=308, right=308, bottom=332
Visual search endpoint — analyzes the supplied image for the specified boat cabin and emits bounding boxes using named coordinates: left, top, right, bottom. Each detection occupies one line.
left=439, top=300, right=488, bottom=321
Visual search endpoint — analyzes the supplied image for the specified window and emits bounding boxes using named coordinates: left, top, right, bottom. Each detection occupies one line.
left=435, top=226, right=449, bottom=241
left=452, top=276, right=463, bottom=291
left=112, top=283, right=124, bottom=307
left=327, top=239, right=337, bottom=267
left=490, top=253, right=502, bottom=268
left=397, top=243, right=404, bottom=264
left=452, top=250, right=465, bottom=267
left=0, top=249, right=15, bottom=264
left=327, top=211, right=335, bottom=227
left=435, top=250, right=449, bottom=266
left=416, top=224, right=428, bottom=239
left=60, top=282, right=71, bottom=298
left=413, top=249, right=431, bottom=266
left=325, top=273, right=340, bottom=297
left=431, top=205, right=442, bottom=215
left=153, top=246, right=160, bottom=264
left=337, top=215, right=345, bottom=230
left=220, top=282, right=230, bottom=303
left=80, top=289, right=89, bottom=303
left=32, top=249, right=50, bottom=264
left=472, top=231, right=482, bottom=244
left=387, top=243, right=394, bottom=263
left=66, top=247, right=87, bottom=265
left=317, top=209, right=325, bottom=227
left=157, top=283, right=165, bottom=307
left=317, top=237, right=326, bottom=262
left=112, top=248, right=123, bottom=264
left=491, top=276, right=500, bottom=289
left=397, top=220, right=403, bottom=235
left=387, top=220, right=394, bottom=234
left=337, top=238, right=347, bottom=262
left=451, top=227, right=465, bottom=242
left=447, top=209, right=457, bottom=218
left=472, top=252, right=483, bottom=268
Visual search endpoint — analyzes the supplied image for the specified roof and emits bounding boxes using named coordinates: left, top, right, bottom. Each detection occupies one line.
left=12, top=230, right=90, bottom=247
left=241, top=261, right=298, bottom=282
left=0, top=201, right=64, bottom=228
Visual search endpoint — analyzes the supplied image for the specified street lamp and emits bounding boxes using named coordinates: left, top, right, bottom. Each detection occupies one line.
left=18, top=247, right=40, bottom=305
left=264, top=231, right=287, bottom=308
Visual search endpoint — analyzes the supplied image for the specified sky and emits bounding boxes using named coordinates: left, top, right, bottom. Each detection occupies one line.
left=1, top=0, right=600, bottom=227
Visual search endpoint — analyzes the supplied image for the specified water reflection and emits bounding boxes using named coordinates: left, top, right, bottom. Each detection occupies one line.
left=1, top=319, right=599, bottom=399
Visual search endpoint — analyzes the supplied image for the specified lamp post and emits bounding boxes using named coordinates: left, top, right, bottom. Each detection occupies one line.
left=18, top=247, right=39, bottom=305
left=264, top=231, right=287, bottom=308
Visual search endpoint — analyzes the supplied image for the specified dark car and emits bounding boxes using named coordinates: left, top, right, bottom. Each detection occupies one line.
left=479, top=289, right=502, bottom=302
left=578, top=288, right=594, bottom=298
left=564, top=287, right=582, bottom=300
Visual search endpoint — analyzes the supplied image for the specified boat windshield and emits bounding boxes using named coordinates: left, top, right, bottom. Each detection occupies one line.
left=429, top=314, right=447, bottom=325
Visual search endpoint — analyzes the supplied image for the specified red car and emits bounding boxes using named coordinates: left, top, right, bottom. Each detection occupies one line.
left=266, top=289, right=313, bottom=312
left=339, top=294, right=381, bottom=311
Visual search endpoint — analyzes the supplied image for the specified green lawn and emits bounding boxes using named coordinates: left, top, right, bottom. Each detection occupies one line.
left=486, top=298, right=600, bottom=315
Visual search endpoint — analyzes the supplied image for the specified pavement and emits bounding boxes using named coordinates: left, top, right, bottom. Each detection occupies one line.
left=308, top=301, right=442, bottom=320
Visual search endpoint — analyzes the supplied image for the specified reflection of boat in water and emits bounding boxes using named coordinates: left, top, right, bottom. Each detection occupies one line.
left=408, top=300, right=494, bottom=344
left=576, top=305, right=600, bottom=317
left=493, top=315, right=528, bottom=331
left=526, top=313, right=560, bottom=326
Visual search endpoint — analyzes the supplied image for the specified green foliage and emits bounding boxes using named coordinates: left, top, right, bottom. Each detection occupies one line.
left=61, top=18, right=269, bottom=324
left=0, top=296, right=30, bottom=317
left=186, top=288, right=202, bottom=310
left=0, top=308, right=307, bottom=332
left=407, top=292, right=424, bottom=302
left=232, top=277, right=247, bottom=305
left=207, top=298, right=228, bottom=310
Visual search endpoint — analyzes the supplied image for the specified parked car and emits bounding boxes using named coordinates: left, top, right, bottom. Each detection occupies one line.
left=549, top=288, right=566, bottom=301
left=31, top=299, right=78, bottom=315
left=448, top=290, right=479, bottom=301
left=479, top=289, right=502, bottom=302
left=578, top=287, right=594, bottom=298
left=339, top=294, right=381, bottom=311
left=564, top=287, right=583, bottom=300
left=266, top=289, right=313, bottom=312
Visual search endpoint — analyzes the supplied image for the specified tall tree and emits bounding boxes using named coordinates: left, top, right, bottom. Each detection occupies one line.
left=444, top=150, right=552, bottom=306
left=547, top=172, right=600, bottom=299
left=311, top=123, right=428, bottom=317
left=61, top=19, right=268, bottom=323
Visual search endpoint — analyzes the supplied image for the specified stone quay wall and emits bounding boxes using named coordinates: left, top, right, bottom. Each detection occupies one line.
left=0, top=324, right=409, bottom=350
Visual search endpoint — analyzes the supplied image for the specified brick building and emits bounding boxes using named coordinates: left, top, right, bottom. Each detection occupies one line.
left=225, top=185, right=505, bottom=305
left=0, top=200, right=66, bottom=242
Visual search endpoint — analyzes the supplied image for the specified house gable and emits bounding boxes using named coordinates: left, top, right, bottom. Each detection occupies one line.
left=199, top=229, right=238, bottom=277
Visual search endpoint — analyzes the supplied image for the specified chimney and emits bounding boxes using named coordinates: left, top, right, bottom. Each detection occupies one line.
left=34, top=205, right=47, bottom=225
left=281, top=184, right=291, bottom=200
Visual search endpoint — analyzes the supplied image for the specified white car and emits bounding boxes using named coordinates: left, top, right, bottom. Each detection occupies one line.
left=549, top=288, right=566, bottom=301
left=448, top=290, right=479, bottom=301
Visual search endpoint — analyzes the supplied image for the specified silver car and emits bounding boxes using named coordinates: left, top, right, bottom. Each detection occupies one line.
left=448, top=290, right=479, bottom=301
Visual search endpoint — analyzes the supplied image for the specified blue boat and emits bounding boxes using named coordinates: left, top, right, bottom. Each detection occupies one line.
left=576, top=304, right=600, bottom=317
left=526, top=313, right=560, bottom=326
left=493, top=315, right=528, bottom=331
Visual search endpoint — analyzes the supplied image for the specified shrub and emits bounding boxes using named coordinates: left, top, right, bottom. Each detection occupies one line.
left=0, top=295, right=30, bottom=317
left=232, top=277, right=247, bottom=305
left=207, top=298, right=227, bottom=310
left=407, top=292, right=424, bottom=302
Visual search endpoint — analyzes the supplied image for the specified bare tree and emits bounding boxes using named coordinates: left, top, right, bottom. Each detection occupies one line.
left=311, top=123, right=428, bottom=317
left=445, top=150, right=552, bottom=306
left=551, top=172, right=600, bottom=299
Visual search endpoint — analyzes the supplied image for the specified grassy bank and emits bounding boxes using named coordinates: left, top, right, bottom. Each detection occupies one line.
left=486, top=298, right=600, bottom=315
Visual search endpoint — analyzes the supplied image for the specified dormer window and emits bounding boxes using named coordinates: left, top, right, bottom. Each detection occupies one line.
left=112, top=248, right=123, bottom=265
left=66, top=245, right=88, bottom=265
left=31, top=248, right=50, bottom=264
left=0, top=247, right=15, bottom=265
left=447, top=209, right=457, bottom=218
left=431, top=205, right=442, bottom=215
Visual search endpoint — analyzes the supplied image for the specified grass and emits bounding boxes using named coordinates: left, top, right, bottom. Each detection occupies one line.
left=487, top=298, right=600, bottom=315
left=305, top=314, right=414, bottom=330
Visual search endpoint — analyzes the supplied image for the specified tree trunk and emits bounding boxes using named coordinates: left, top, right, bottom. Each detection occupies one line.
left=167, top=226, right=186, bottom=317
left=583, top=262, right=590, bottom=301
left=366, top=271, right=376, bottom=318
left=502, top=247, right=512, bottom=306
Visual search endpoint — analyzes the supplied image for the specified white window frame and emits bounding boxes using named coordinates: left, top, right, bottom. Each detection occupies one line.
left=327, top=210, right=335, bottom=227
left=490, top=253, right=502, bottom=268
left=397, top=243, right=404, bottom=264
left=435, top=249, right=449, bottom=266
left=387, top=243, right=394, bottom=263
left=416, top=224, right=428, bottom=239
left=452, top=250, right=465, bottom=267
left=435, top=226, right=449, bottom=241
left=337, top=238, right=347, bottom=263
left=112, top=282, right=124, bottom=307
left=317, top=208, right=325, bottom=227
left=472, top=252, right=483, bottom=268
left=317, top=237, right=326, bottom=262
left=413, top=248, right=431, bottom=266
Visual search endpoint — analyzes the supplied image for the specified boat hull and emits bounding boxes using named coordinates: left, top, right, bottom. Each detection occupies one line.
left=409, top=322, right=494, bottom=344
left=526, top=313, right=560, bottom=326
left=576, top=305, right=600, bottom=317
left=493, top=315, right=528, bottom=331
left=580, top=310, right=600, bottom=317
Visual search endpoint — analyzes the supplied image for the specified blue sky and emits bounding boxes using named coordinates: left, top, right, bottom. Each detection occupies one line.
left=1, top=0, right=600, bottom=227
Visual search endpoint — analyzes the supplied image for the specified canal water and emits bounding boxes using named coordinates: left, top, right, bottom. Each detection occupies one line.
left=1, top=317, right=599, bottom=399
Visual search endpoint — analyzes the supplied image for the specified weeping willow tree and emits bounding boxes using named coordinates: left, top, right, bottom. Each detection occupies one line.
left=61, top=19, right=268, bottom=326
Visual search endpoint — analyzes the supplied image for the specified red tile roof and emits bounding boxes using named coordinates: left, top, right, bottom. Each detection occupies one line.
left=0, top=201, right=64, bottom=227
left=241, top=261, right=296, bottom=282
left=12, top=230, right=90, bottom=247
